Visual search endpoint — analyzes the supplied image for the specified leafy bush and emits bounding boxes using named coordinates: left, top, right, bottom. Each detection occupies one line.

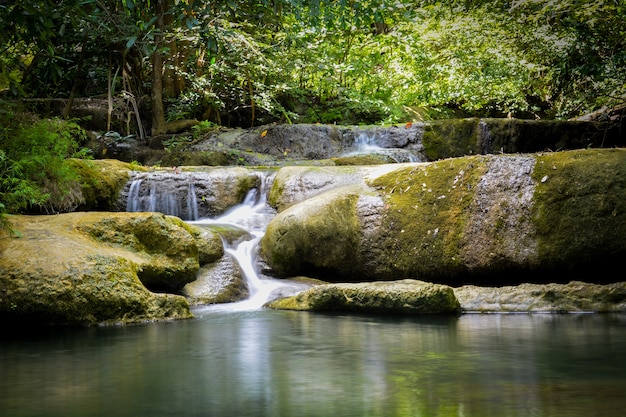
left=0, top=108, right=91, bottom=222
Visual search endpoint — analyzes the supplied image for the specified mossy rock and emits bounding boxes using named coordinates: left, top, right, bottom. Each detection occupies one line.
left=261, top=149, right=626, bottom=285
left=66, top=158, right=136, bottom=211
left=74, top=212, right=202, bottom=292
left=421, top=118, right=481, bottom=160
left=267, top=279, right=460, bottom=314
left=181, top=255, right=248, bottom=305
left=0, top=212, right=197, bottom=326
left=262, top=185, right=364, bottom=279
left=531, top=148, right=626, bottom=269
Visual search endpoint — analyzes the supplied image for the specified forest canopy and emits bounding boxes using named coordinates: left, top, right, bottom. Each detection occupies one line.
left=1, top=0, right=625, bottom=129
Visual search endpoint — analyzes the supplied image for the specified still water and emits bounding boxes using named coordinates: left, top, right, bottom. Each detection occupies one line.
left=1, top=311, right=625, bottom=417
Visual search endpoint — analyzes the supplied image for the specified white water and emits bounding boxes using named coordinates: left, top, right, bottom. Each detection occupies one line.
left=346, top=130, right=422, bottom=162
left=189, top=173, right=306, bottom=312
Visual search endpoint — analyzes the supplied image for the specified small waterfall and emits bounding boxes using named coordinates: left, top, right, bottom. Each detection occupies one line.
left=124, top=172, right=200, bottom=220
left=126, top=178, right=143, bottom=212
left=354, top=130, right=382, bottom=153
left=346, top=129, right=424, bottom=163
left=187, top=183, right=199, bottom=220
left=190, top=173, right=308, bottom=312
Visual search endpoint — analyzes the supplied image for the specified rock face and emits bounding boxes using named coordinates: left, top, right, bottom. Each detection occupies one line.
left=266, top=280, right=460, bottom=314
left=0, top=212, right=222, bottom=326
left=87, top=119, right=624, bottom=166
left=181, top=254, right=248, bottom=304
left=261, top=148, right=626, bottom=285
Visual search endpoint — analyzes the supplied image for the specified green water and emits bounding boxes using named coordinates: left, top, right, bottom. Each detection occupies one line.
left=1, top=311, right=625, bottom=417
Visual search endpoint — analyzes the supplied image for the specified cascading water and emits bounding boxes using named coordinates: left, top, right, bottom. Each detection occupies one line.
left=124, top=170, right=309, bottom=312
left=189, top=173, right=296, bottom=312
left=125, top=172, right=202, bottom=220
left=346, top=129, right=424, bottom=163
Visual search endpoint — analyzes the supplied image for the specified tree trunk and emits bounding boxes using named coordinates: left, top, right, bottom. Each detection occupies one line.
left=151, top=0, right=167, bottom=136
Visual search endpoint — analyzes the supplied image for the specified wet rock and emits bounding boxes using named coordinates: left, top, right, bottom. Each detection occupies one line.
left=181, top=255, right=248, bottom=305
left=119, top=167, right=261, bottom=219
left=261, top=149, right=626, bottom=285
left=266, top=279, right=460, bottom=314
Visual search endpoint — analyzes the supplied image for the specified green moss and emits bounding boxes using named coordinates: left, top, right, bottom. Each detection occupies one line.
left=67, top=158, right=135, bottom=210
left=421, top=118, right=480, bottom=160
left=331, top=155, right=391, bottom=165
left=369, top=156, right=487, bottom=279
left=531, top=149, right=626, bottom=265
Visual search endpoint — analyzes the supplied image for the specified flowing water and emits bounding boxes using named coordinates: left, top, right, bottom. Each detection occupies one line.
left=187, top=173, right=308, bottom=312
left=345, top=130, right=424, bottom=163
left=3, top=170, right=626, bottom=416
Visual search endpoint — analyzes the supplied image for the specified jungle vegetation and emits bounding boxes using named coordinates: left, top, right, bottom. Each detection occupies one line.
left=1, top=0, right=625, bottom=228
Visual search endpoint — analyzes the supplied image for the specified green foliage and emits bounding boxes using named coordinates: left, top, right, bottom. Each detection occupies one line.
left=0, top=109, right=91, bottom=217
left=1, top=0, right=624, bottom=125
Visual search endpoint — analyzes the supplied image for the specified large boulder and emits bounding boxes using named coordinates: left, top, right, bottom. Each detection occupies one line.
left=0, top=212, right=221, bottom=326
left=261, top=148, right=626, bottom=285
left=266, top=279, right=460, bottom=314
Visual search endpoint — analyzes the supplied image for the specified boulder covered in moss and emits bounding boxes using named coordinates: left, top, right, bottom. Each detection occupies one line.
left=421, top=118, right=623, bottom=161
left=266, top=279, right=460, bottom=314
left=74, top=212, right=215, bottom=292
left=261, top=149, right=626, bottom=285
left=0, top=212, right=219, bottom=326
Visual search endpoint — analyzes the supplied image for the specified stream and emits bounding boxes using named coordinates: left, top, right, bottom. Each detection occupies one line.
left=1, top=312, right=626, bottom=416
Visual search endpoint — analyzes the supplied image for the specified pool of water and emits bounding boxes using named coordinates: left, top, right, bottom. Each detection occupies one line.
left=2, top=311, right=625, bottom=417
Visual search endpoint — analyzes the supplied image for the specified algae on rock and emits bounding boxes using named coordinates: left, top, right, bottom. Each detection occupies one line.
left=267, top=279, right=460, bottom=314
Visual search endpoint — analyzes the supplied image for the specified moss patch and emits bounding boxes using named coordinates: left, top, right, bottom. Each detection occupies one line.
left=67, top=158, right=136, bottom=211
left=369, top=156, right=487, bottom=280
left=531, top=148, right=626, bottom=267
left=262, top=188, right=363, bottom=279
left=421, top=118, right=480, bottom=160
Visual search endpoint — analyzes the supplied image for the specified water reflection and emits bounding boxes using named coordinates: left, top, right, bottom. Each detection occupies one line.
left=1, top=313, right=625, bottom=417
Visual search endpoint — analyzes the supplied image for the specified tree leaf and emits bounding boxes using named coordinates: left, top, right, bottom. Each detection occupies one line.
left=126, top=35, right=137, bottom=50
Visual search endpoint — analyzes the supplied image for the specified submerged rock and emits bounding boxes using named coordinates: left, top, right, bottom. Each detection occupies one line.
left=0, top=212, right=215, bottom=326
left=266, top=279, right=460, bottom=314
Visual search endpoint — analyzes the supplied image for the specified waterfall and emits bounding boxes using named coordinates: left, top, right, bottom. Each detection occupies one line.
left=345, top=129, right=424, bottom=163
left=190, top=173, right=306, bottom=312
left=123, top=170, right=307, bottom=311
left=187, top=183, right=199, bottom=221
left=124, top=172, right=200, bottom=220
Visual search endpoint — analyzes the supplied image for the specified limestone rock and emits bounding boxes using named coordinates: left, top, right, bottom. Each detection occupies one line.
left=119, top=167, right=261, bottom=219
left=454, top=281, right=626, bottom=312
left=74, top=212, right=200, bottom=292
left=0, top=212, right=207, bottom=325
left=267, top=279, right=460, bottom=314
